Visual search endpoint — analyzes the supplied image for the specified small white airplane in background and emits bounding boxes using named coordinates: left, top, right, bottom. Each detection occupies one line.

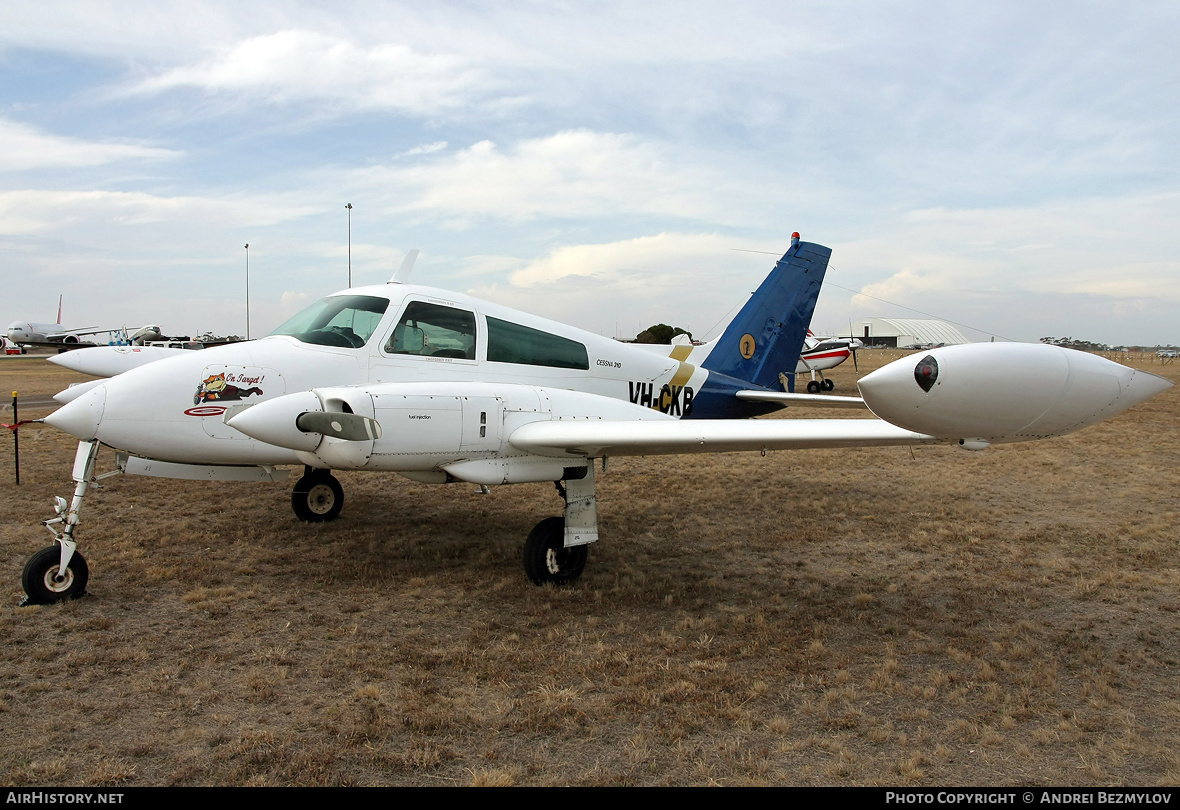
left=24, top=235, right=1172, bottom=604
left=5, top=295, right=162, bottom=350
left=795, top=330, right=863, bottom=393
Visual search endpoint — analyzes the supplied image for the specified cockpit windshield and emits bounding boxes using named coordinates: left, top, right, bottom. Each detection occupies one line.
left=269, top=294, right=390, bottom=348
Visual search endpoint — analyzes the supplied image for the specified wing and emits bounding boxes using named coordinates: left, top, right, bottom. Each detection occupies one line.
left=735, top=390, right=867, bottom=409
left=43, top=327, right=107, bottom=340
left=509, top=418, right=938, bottom=458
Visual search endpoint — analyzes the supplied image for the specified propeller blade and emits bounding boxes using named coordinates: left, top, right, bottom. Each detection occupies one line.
left=389, top=249, right=419, bottom=284
left=296, top=411, right=382, bottom=441
left=849, top=319, right=859, bottom=372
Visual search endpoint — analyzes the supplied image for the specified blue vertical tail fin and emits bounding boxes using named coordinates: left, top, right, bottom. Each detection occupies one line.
left=700, top=234, right=830, bottom=393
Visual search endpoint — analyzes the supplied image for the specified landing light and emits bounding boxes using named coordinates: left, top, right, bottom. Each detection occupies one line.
left=914, top=355, right=938, bottom=392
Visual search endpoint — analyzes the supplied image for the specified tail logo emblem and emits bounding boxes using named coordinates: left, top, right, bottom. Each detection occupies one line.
left=739, top=334, right=756, bottom=359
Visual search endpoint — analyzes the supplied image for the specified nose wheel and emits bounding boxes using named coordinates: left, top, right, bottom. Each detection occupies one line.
left=291, top=469, right=344, bottom=522
left=22, top=546, right=89, bottom=604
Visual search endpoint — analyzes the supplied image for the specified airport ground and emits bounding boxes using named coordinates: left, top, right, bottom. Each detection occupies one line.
left=1, top=350, right=1178, bottom=786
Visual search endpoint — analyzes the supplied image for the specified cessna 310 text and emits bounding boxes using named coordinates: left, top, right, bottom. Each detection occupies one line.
left=24, top=235, right=1172, bottom=603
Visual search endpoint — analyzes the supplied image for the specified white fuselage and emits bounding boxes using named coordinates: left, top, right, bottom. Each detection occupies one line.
left=4, top=319, right=115, bottom=347
left=795, top=335, right=855, bottom=373
left=6, top=320, right=63, bottom=345
left=49, top=282, right=718, bottom=469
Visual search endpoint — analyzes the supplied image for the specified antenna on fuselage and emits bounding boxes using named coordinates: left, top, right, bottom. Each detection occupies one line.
left=388, top=249, right=419, bottom=284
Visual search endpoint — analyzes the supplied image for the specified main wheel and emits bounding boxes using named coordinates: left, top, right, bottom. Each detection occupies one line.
left=806, top=380, right=821, bottom=394
left=822, top=378, right=835, bottom=391
left=523, top=516, right=587, bottom=586
left=22, top=546, right=89, bottom=604
left=292, top=472, right=344, bottom=522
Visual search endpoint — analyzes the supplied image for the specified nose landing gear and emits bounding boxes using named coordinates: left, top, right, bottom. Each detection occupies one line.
left=22, top=545, right=89, bottom=604
left=20, top=440, right=103, bottom=605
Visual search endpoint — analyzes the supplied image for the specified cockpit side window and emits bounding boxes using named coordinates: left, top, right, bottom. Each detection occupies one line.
left=269, top=294, right=390, bottom=348
left=385, top=301, right=477, bottom=360
left=486, top=316, right=589, bottom=370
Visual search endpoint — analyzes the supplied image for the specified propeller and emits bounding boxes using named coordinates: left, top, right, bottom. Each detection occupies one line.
left=389, top=249, right=420, bottom=284
left=295, top=411, right=382, bottom=441
left=848, top=320, right=859, bottom=373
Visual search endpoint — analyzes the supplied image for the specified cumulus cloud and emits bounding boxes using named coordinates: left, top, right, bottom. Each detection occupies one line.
left=397, top=141, right=448, bottom=158
left=367, top=130, right=738, bottom=224
left=0, top=118, right=178, bottom=172
left=464, top=232, right=777, bottom=337
left=130, top=30, right=484, bottom=114
left=277, top=290, right=312, bottom=319
left=0, top=188, right=317, bottom=236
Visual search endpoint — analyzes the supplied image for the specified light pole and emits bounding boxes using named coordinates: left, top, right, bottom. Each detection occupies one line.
left=244, top=243, right=250, bottom=340
left=345, top=202, right=353, bottom=288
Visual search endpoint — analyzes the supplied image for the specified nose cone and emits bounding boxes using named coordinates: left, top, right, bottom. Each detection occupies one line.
left=44, top=384, right=107, bottom=440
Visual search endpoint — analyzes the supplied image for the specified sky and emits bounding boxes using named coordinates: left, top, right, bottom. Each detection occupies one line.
left=1, top=1, right=1177, bottom=346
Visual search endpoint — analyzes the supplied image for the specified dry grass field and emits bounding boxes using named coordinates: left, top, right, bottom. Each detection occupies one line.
left=2, top=350, right=1179, bottom=786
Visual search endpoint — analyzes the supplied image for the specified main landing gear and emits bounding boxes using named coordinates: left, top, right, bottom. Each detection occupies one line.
left=782, top=369, right=835, bottom=395
left=291, top=467, right=344, bottom=522
left=21, top=440, right=104, bottom=605
left=523, top=464, right=599, bottom=586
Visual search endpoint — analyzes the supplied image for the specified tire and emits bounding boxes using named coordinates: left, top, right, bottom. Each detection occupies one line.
left=822, top=378, right=835, bottom=391
left=806, top=380, right=821, bottom=394
left=523, top=516, right=587, bottom=586
left=22, top=546, right=89, bottom=604
left=292, top=472, right=344, bottom=522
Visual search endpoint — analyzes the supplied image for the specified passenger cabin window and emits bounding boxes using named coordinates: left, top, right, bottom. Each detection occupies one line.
left=386, top=301, right=476, bottom=360
left=269, top=294, right=390, bottom=348
left=486, top=316, right=589, bottom=370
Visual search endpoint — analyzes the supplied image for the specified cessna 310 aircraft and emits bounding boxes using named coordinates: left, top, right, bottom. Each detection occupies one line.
left=24, top=235, right=1172, bottom=604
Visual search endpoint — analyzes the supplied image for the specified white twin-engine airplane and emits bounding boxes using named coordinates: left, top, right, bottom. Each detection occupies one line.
left=25, top=235, right=1172, bottom=604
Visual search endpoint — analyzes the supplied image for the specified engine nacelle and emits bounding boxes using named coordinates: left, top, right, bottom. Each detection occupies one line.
left=857, top=343, right=1172, bottom=443
left=225, top=381, right=670, bottom=473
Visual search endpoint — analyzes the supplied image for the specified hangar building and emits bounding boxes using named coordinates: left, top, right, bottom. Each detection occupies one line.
left=859, top=318, right=971, bottom=349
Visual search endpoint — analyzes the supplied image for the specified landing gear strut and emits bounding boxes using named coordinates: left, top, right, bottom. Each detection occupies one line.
left=22, top=440, right=104, bottom=605
left=291, top=467, right=344, bottom=522
left=795, top=358, right=836, bottom=394
left=523, top=464, right=598, bottom=585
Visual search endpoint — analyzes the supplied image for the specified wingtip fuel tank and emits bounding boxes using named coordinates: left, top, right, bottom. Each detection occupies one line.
left=858, top=343, right=1173, bottom=444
